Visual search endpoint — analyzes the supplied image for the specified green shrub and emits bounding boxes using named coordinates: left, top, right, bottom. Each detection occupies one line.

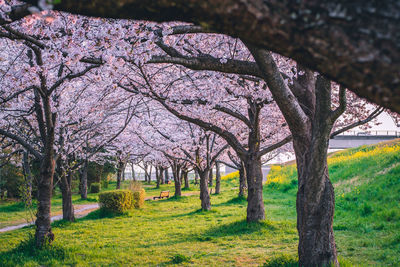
left=98, top=190, right=133, bottom=213
left=128, top=181, right=145, bottom=209
left=264, top=254, right=298, bottom=267
left=132, top=189, right=145, bottom=209
left=90, top=183, right=101, bottom=193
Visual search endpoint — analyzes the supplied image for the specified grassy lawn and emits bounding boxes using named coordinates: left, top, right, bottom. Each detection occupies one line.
left=0, top=180, right=190, bottom=229
left=0, top=194, right=98, bottom=228
left=0, top=140, right=399, bottom=266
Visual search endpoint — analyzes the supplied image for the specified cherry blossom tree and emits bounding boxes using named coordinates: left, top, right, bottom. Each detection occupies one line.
left=130, top=108, right=228, bottom=210
left=133, top=25, right=393, bottom=266
left=0, top=11, right=148, bottom=245
left=4, top=0, right=399, bottom=113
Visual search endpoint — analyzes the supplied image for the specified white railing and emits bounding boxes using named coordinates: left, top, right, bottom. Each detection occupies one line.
left=337, top=130, right=400, bottom=137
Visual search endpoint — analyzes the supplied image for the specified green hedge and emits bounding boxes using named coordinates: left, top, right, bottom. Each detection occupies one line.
left=98, top=190, right=133, bottom=213
left=90, top=183, right=101, bottom=193
left=133, top=189, right=145, bottom=209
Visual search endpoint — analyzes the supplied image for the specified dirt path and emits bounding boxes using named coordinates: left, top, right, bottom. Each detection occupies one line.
left=0, top=191, right=199, bottom=233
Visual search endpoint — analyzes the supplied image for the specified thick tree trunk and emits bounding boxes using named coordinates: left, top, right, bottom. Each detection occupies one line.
left=294, top=77, right=339, bottom=266
left=238, top=163, right=247, bottom=198
left=173, top=164, right=181, bottom=197
left=294, top=132, right=338, bottom=266
left=80, top=159, right=88, bottom=199
left=215, top=162, right=221, bottom=194
left=35, top=151, right=55, bottom=247
left=34, top=94, right=56, bottom=247
left=164, top=168, right=169, bottom=184
left=199, top=169, right=211, bottom=211
left=183, top=170, right=189, bottom=189
left=60, top=171, right=75, bottom=222
left=156, top=167, right=161, bottom=188
left=244, top=156, right=265, bottom=222
left=160, top=167, right=165, bottom=184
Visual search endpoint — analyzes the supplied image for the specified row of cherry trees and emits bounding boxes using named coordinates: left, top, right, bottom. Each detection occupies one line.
left=0, top=4, right=396, bottom=266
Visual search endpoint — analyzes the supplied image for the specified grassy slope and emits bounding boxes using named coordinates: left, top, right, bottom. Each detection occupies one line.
left=0, top=140, right=399, bottom=266
left=266, top=139, right=400, bottom=266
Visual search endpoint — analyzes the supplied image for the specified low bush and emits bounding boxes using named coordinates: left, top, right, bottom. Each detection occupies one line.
left=132, top=189, right=145, bottom=209
left=98, top=190, right=133, bottom=213
left=128, top=181, right=145, bottom=209
left=90, top=183, right=101, bottom=193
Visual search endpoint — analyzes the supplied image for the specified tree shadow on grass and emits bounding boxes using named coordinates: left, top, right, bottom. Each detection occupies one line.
left=73, top=197, right=97, bottom=204
left=77, top=208, right=130, bottom=222
left=0, top=232, right=72, bottom=267
left=0, top=201, right=30, bottom=213
left=212, top=196, right=247, bottom=207
left=201, top=219, right=277, bottom=239
left=135, top=219, right=277, bottom=250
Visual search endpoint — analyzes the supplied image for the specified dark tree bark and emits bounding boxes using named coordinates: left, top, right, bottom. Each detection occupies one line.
left=215, top=161, right=221, bottom=194
left=48, top=0, right=400, bottom=113
left=80, top=159, right=88, bottom=199
left=172, top=162, right=181, bottom=197
left=59, top=169, right=75, bottom=222
left=183, top=170, right=189, bottom=189
left=250, top=46, right=341, bottom=266
left=164, top=168, right=169, bottom=184
left=198, top=169, right=211, bottom=211
left=36, top=150, right=55, bottom=247
left=293, top=77, right=339, bottom=267
left=34, top=94, right=56, bottom=247
left=156, top=166, right=161, bottom=188
left=238, top=162, right=247, bottom=198
left=244, top=156, right=265, bottom=222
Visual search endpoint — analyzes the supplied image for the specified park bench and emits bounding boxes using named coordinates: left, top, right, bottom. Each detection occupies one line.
left=153, top=190, right=170, bottom=200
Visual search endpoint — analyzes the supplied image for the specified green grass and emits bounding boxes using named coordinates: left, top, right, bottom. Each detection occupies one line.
left=0, top=180, right=185, bottom=228
left=266, top=140, right=400, bottom=266
left=0, top=193, right=98, bottom=228
left=0, top=141, right=399, bottom=266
